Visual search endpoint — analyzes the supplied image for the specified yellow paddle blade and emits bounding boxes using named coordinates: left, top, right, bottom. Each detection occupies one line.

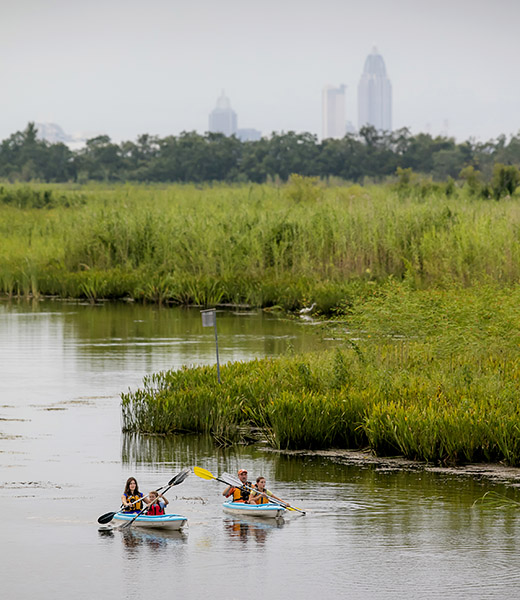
left=193, top=466, right=216, bottom=481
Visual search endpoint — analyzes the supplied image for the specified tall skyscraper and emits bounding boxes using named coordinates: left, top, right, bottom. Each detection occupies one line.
left=322, top=84, right=346, bottom=140
left=208, top=91, right=237, bottom=136
left=357, top=48, right=392, bottom=131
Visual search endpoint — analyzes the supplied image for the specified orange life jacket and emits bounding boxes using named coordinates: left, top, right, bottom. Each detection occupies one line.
left=251, top=485, right=269, bottom=504
left=226, top=482, right=252, bottom=503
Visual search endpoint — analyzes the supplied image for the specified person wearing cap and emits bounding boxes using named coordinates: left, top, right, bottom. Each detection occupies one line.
left=222, top=469, right=252, bottom=503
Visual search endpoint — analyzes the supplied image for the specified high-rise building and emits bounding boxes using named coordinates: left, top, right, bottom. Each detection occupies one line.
left=208, top=91, right=237, bottom=136
left=357, top=48, right=392, bottom=131
left=322, top=85, right=346, bottom=140
left=236, top=128, right=262, bottom=142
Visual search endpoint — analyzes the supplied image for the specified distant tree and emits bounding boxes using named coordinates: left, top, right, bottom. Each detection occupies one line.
left=0, top=122, right=51, bottom=181
left=491, top=163, right=520, bottom=199
left=432, top=148, right=468, bottom=180
left=459, top=165, right=482, bottom=196
left=75, top=135, right=123, bottom=181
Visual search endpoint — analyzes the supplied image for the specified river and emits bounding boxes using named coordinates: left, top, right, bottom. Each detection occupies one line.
left=1, top=300, right=520, bottom=599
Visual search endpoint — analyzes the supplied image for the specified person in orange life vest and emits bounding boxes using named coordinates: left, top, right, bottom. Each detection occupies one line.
left=248, top=476, right=288, bottom=505
left=146, top=490, right=169, bottom=515
left=222, top=468, right=252, bottom=503
left=121, top=477, right=144, bottom=513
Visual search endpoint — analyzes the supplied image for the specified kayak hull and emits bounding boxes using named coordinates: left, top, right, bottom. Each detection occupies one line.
left=113, top=512, right=187, bottom=530
left=222, top=501, right=285, bottom=518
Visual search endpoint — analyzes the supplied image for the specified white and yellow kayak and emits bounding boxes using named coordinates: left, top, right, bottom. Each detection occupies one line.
left=112, top=512, right=187, bottom=530
left=222, top=501, right=286, bottom=519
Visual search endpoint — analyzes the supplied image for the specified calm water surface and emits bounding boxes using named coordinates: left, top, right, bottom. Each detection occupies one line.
left=2, top=300, right=520, bottom=599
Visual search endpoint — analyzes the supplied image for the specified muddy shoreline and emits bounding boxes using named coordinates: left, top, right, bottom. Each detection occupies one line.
left=265, top=447, right=520, bottom=488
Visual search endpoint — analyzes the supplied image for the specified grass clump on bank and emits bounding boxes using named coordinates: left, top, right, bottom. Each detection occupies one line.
left=122, top=283, right=520, bottom=466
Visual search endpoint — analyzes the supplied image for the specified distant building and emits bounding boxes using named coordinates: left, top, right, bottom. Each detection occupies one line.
left=236, top=128, right=262, bottom=142
left=345, top=121, right=356, bottom=135
left=357, top=48, right=392, bottom=132
left=35, top=122, right=91, bottom=150
left=322, top=85, right=346, bottom=140
left=209, top=91, right=237, bottom=136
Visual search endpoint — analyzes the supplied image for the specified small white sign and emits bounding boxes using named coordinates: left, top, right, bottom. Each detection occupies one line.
left=201, top=309, right=216, bottom=328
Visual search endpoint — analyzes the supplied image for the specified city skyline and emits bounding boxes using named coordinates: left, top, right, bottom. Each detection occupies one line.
left=322, top=84, right=347, bottom=140
left=208, top=91, right=261, bottom=141
left=358, top=48, right=392, bottom=132
left=2, top=0, right=519, bottom=144
left=208, top=91, right=237, bottom=136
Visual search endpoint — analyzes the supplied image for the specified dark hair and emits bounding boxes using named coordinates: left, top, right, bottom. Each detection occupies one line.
left=256, top=476, right=265, bottom=484
left=124, top=477, right=139, bottom=496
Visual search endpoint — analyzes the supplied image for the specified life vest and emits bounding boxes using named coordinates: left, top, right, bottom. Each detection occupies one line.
left=227, top=482, right=252, bottom=503
left=251, top=485, right=269, bottom=504
left=147, top=502, right=165, bottom=516
left=123, top=492, right=143, bottom=512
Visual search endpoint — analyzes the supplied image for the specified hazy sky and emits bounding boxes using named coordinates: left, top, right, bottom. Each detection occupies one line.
left=1, top=0, right=519, bottom=143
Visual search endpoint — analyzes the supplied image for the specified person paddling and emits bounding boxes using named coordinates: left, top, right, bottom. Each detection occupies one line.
left=248, top=476, right=288, bottom=506
left=222, top=468, right=252, bottom=503
left=146, top=490, right=169, bottom=515
left=121, top=477, right=144, bottom=513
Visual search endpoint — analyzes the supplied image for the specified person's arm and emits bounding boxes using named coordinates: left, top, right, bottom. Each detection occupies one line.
left=266, top=490, right=290, bottom=506
left=121, top=494, right=129, bottom=508
left=159, top=494, right=169, bottom=506
left=222, top=485, right=235, bottom=497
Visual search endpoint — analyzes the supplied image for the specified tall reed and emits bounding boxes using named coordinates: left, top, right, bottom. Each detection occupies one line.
left=2, top=182, right=520, bottom=308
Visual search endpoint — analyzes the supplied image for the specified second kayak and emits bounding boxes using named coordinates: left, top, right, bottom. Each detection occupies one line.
left=222, top=501, right=286, bottom=518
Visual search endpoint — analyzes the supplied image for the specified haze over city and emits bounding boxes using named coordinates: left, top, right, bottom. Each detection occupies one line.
left=1, top=0, right=519, bottom=143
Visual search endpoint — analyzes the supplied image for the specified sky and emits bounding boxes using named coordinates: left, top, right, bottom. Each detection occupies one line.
left=1, top=0, right=519, bottom=143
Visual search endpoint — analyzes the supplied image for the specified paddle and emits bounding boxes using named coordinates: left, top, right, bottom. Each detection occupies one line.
left=221, top=471, right=306, bottom=515
left=193, top=466, right=229, bottom=485
left=119, top=468, right=191, bottom=529
left=97, top=469, right=190, bottom=525
left=193, top=466, right=306, bottom=515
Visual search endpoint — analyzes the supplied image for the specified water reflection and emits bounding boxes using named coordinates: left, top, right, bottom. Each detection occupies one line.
left=98, top=526, right=188, bottom=555
left=4, top=299, right=520, bottom=599
left=223, top=517, right=284, bottom=545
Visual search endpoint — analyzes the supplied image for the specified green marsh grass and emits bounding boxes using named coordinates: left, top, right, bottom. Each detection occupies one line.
left=2, top=182, right=520, bottom=307
left=4, top=182, right=520, bottom=461
left=121, top=283, right=520, bottom=465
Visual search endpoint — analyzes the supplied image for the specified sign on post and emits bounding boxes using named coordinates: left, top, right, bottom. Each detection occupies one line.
left=201, top=308, right=221, bottom=383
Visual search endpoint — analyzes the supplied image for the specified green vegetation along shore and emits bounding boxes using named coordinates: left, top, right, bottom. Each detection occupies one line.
left=3, top=180, right=520, bottom=464
left=122, top=283, right=520, bottom=466
left=2, top=178, right=520, bottom=309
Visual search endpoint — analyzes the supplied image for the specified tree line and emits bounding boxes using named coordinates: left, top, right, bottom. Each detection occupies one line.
left=1, top=121, right=519, bottom=185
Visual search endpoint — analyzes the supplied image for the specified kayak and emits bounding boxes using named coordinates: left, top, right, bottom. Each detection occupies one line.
left=112, top=512, right=187, bottom=530
left=222, top=501, right=285, bottom=518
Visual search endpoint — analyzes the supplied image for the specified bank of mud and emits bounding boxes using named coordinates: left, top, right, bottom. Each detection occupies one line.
left=265, top=447, right=520, bottom=488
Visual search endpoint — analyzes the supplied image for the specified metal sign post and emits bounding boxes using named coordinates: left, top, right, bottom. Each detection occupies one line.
left=201, top=308, right=221, bottom=383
